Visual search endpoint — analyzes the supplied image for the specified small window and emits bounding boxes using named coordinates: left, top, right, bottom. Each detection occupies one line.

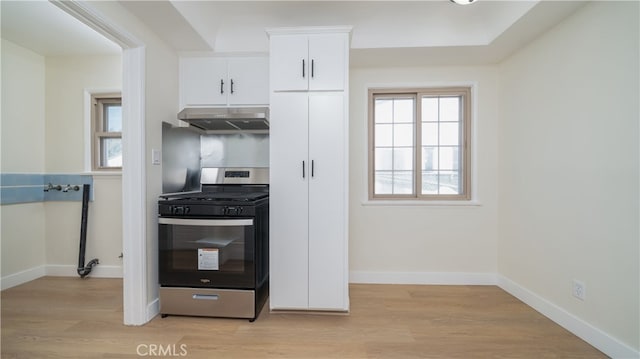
left=368, top=87, right=471, bottom=200
left=92, top=95, right=122, bottom=170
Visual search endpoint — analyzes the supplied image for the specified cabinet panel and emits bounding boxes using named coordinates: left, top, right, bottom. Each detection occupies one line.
left=308, top=94, right=346, bottom=310
left=180, top=56, right=269, bottom=107
left=308, top=34, right=346, bottom=91
left=227, top=57, right=269, bottom=105
left=270, top=35, right=309, bottom=92
left=270, top=34, right=347, bottom=92
left=180, top=57, right=227, bottom=107
left=269, top=92, right=310, bottom=310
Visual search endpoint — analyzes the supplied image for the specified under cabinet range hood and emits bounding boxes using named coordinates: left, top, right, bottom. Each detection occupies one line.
left=177, top=107, right=269, bottom=132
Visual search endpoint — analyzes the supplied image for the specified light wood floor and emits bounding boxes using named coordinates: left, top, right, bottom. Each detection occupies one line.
left=1, top=277, right=605, bottom=358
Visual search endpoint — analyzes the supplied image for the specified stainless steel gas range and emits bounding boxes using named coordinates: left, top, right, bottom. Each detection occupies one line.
left=158, top=167, right=269, bottom=322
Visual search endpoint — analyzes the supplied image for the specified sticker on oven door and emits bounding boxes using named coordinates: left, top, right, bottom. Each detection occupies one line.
left=198, top=248, right=219, bottom=270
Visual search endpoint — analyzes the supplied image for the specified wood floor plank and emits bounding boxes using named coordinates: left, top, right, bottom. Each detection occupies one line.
left=1, top=277, right=606, bottom=358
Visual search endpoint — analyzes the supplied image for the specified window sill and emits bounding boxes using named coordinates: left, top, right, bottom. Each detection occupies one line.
left=361, top=199, right=482, bottom=207
left=85, top=171, right=122, bottom=177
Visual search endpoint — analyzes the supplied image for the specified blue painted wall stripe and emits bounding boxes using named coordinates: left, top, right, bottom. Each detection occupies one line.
left=1, top=173, right=44, bottom=186
left=1, top=173, right=94, bottom=205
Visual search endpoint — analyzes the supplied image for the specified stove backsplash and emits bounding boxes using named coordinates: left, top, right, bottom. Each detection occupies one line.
left=201, top=133, right=269, bottom=169
left=162, top=122, right=269, bottom=194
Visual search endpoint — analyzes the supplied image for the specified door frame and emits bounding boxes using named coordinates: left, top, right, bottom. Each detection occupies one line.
left=51, top=0, right=148, bottom=325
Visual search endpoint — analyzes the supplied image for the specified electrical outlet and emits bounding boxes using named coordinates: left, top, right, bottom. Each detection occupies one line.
left=572, top=280, right=586, bottom=301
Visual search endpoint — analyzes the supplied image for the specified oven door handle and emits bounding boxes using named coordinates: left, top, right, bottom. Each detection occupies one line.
left=158, top=218, right=254, bottom=226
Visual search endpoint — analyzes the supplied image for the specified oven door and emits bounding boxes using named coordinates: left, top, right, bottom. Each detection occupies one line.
left=159, top=217, right=255, bottom=289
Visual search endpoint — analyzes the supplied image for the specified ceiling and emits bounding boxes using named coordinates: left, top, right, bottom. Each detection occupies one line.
left=0, top=0, right=121, bottom=56
left=1, top=0, right=586, bottom=66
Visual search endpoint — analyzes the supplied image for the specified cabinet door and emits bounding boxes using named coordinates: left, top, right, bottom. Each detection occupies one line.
left=308, top=34, right=346, bottom=91
left=269, top=92, right=310, bottom=310
left=227, top=57, right=269, bottom=105
left=270, top=35, right=309, bottom=92
left=308, top=93, right=347, bottom=310
left=179, top=57, right=227, bottom=107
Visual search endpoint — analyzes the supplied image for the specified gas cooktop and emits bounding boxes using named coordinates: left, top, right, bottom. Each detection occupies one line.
left=159, top=191, right=268, bottom=202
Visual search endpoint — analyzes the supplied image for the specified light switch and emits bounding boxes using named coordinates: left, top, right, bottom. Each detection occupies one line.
left=151, top=149, right=161, bottom=165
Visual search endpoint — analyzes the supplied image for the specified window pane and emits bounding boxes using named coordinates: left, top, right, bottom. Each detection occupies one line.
left=422, top=147, right=438, bottom=171
left=393, top=124, right=413, bottom=147
left=375, top=171, right=393, bottom=194
left=439, top=147, right=459, bottom=171
left=439, top=171, right=460, bottom=194
left=393, top=98, right=414, bottom=123
left=375, top=99, right=393, bottom=123
left=422, top=171, right=438, bottom=194
left=439, top=123, right=459, bottom=146
left=422, top=97, right=438, bottom=122
left=393, top=148, right=413, bottom=171
left=375, top=124, right=393, bottom=147
left=393, top=171, right=413, bottom=194
left=422, top=123, right=438, bottom=146
left=101, top=138, right=122, bottom=167
left=440, top=97, right=460, bottom=123
left=104, top=104, right=122, bottom=132
left=375, top=148, right=393, bottom=171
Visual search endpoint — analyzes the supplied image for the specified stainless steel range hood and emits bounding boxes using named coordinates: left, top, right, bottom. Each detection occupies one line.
left=177, top=107, right=269, bottom=132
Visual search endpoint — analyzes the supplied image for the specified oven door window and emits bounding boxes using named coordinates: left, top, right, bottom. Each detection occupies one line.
left=159, top=218, right=255, bottom=288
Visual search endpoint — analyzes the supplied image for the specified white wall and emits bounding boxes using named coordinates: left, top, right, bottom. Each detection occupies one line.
left=498, top=1, right=639, bottom=352
left=44, top=55, right=123, bottom=275
left=0, top=40, right=47, bottom=281
left=45, top=55, right=121, bottom=172
left=1, top=40, right=46, bottom=172
left=349, top=66, right=500, bottom=282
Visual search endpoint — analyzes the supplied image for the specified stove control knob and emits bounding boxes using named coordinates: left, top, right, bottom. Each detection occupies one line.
left=173, top=206, right=184, bottom=215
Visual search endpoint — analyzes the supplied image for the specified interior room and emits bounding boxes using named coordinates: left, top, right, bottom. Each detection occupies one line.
left=1, top=1, right=638, bottom=358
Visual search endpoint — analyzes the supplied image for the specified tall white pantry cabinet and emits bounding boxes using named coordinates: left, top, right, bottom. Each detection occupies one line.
left=267, top=27, right=351, bottom=312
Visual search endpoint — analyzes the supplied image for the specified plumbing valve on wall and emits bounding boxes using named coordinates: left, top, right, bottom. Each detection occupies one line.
left=44, top=183, right=81, bottom=192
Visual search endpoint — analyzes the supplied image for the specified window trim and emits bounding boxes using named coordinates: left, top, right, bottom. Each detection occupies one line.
left=91, top=94, right=122, bottom=171
left=368, top=87, right=472, bottom=201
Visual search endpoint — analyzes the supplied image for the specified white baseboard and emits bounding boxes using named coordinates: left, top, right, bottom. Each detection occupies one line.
left=349, top=271, right=497, bottom=285
left=0, top=265, right=47, bottom=290
left=498, top=275, right=639, bottom=359
left=147, top=297, right=160, bottom=322
left=46, top=264, right=123, bottom=278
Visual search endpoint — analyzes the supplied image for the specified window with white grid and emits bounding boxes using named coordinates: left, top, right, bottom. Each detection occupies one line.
left=369, top=87, right=471, bottom=200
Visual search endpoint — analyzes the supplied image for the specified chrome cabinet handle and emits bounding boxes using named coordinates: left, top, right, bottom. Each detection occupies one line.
left=302, top=161, right=306, bottom=178
left=302, top=59, right=305, bottom=78
left=230, top=79, right=234, bottom=94
left=193, top=294, right=219, bottom=301
left=311, top=160, right=315, bottom=177
left=220, top=79, right=224, bottom=94
left=311, top=60, right=314, bottom=78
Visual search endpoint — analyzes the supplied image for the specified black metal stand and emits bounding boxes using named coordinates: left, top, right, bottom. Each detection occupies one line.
left=77, top=184, right=99, bottom=278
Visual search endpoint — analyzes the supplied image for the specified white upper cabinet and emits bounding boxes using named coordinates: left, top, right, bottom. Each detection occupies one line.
left=269, top=35, right=308, bottom=92
left=179, top=56, right=269, bottom=107
left=269, top=31, right=347, bottom=92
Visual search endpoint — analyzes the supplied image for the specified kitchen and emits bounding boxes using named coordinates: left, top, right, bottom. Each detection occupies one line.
left=1, top=1, right=638, bottom=358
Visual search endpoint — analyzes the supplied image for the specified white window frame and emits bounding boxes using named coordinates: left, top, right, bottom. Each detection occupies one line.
left=90, top=93, right=122, bottom=171
left=368, top=86, right=472, bottom=202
